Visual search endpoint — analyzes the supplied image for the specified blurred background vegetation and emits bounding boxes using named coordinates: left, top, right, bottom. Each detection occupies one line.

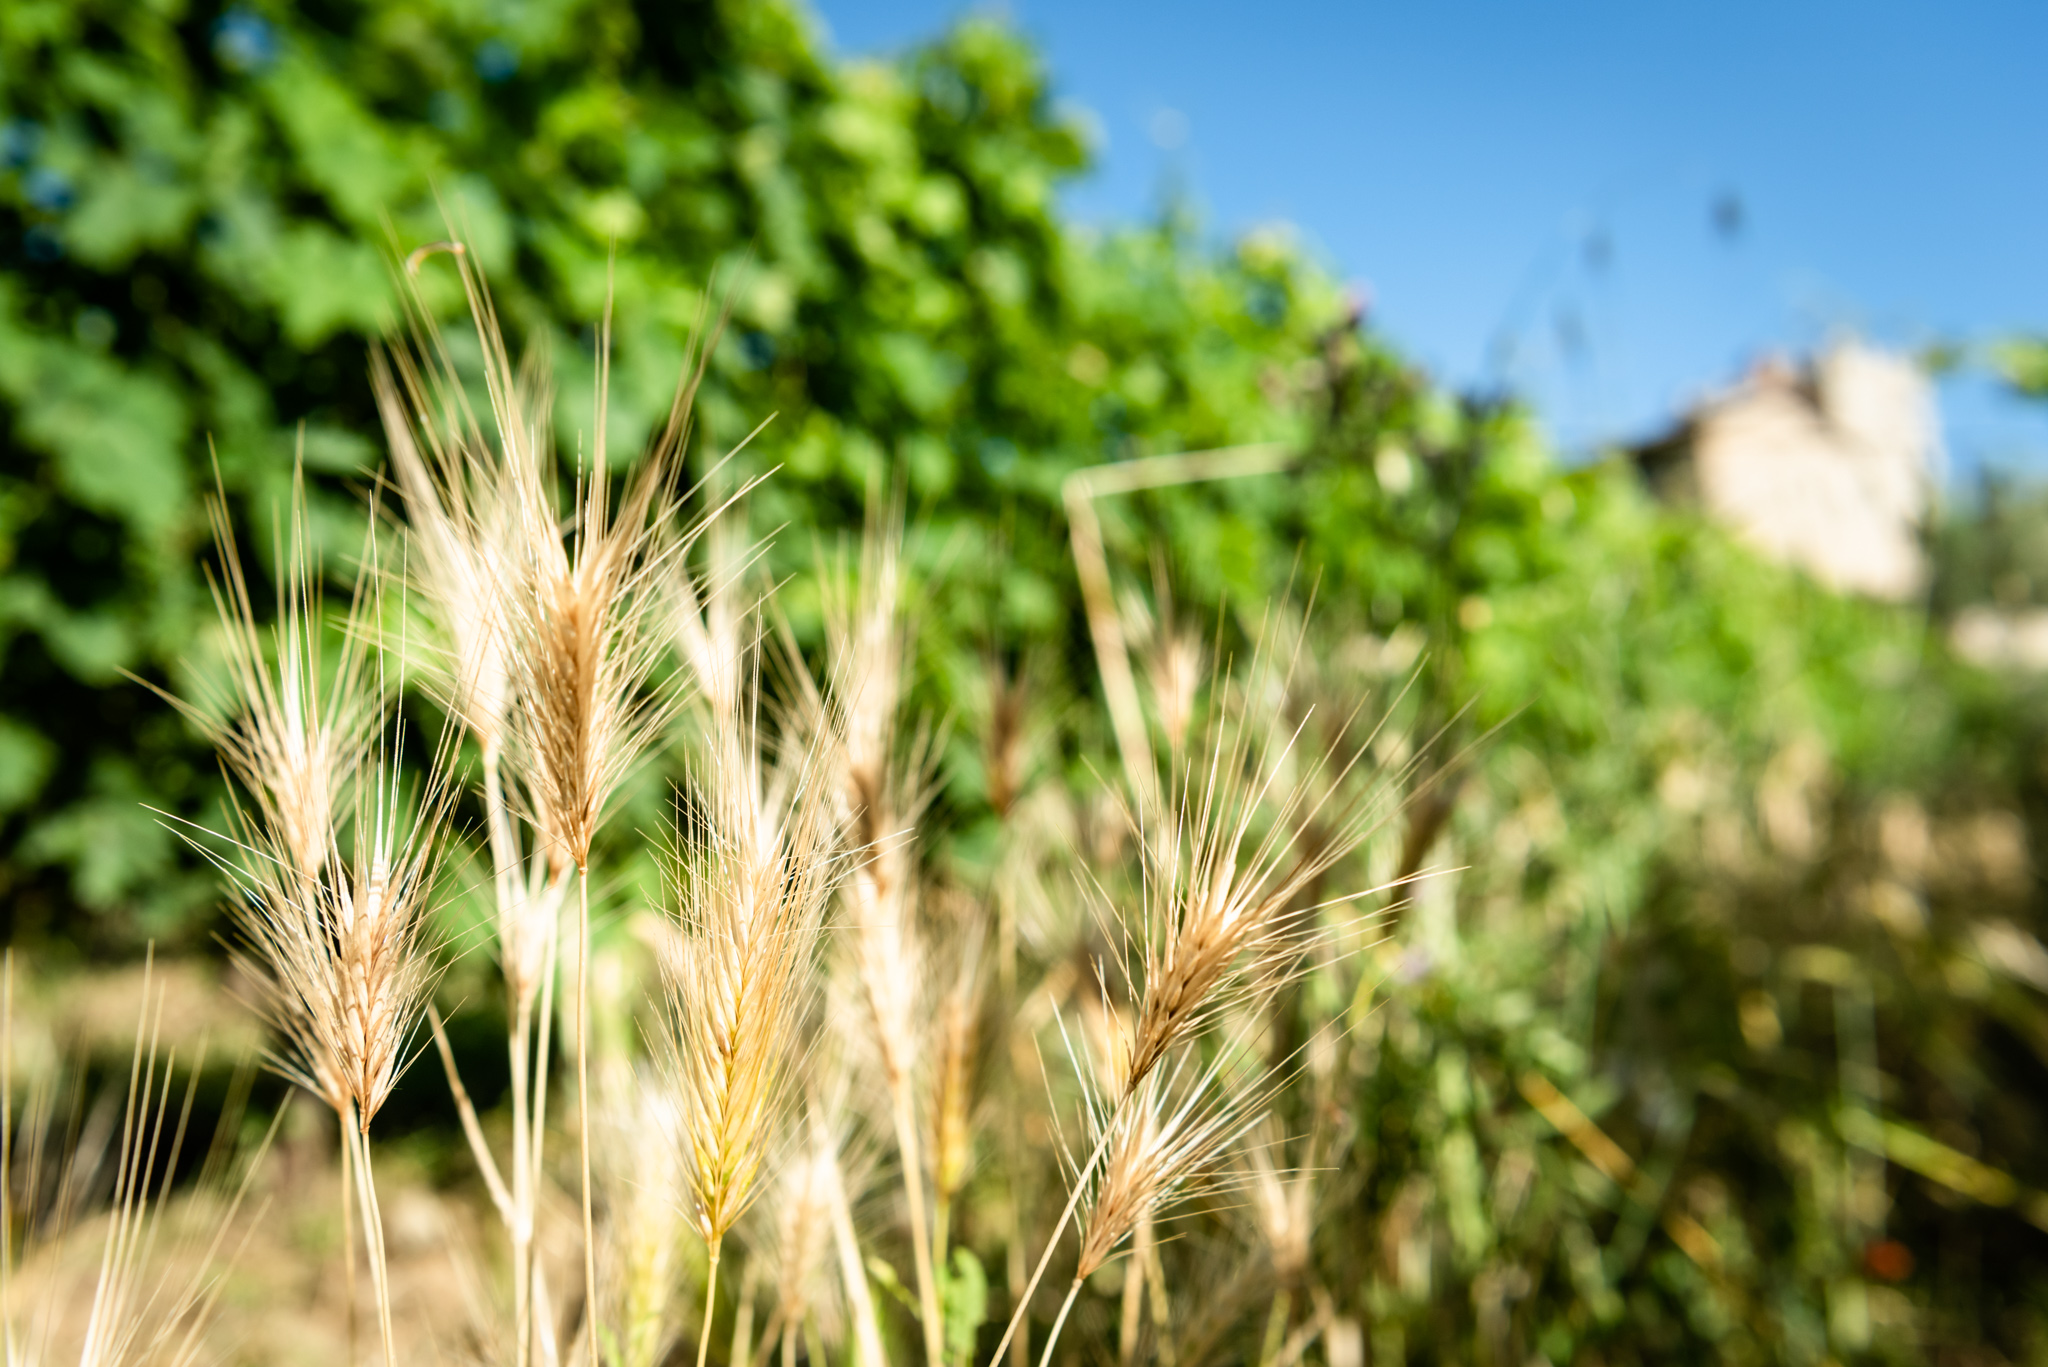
left=4, top=0, right=2048, bottom=1362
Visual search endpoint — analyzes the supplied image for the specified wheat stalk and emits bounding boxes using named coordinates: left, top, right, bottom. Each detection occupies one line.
left=386, top=241, right=760, bottom=1359
left=661, top=676, right=840, bottom=1367
left=988, top=625, right=1392, bottom=1367
left=164, top=471, right=456, bottom=1367
left=818, top=519, right=954, bottom=1367
left=381, top=245, right=572, bottom=1366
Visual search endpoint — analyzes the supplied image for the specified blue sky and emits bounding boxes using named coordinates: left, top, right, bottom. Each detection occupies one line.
left=814, top=0, right=2048, bottom=480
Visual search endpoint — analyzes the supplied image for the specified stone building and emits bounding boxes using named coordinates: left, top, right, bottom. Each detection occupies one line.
left=1632, top=340, right=1940, bottom=601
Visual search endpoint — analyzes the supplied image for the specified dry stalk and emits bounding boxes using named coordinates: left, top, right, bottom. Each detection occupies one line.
left=822, top=521, right=949, bottom=1367
left=1061, top=443, right=1292, bottom=807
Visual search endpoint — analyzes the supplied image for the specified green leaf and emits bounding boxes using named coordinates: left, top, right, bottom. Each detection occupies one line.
left=65, top=159, right=199, bottom=268
left=20, top=761, right=173, bottom=911
left=1989, top=337, right=2048, bottom=397
left=864, top=1254, right=920, bottom=1316
left=0, top=715, right=54, bottom=812
left=0, top=307, right=190, bottom=544
left=941, top=1247, right=988, bottom=1367
left=267, top=225, right=391, bottom=345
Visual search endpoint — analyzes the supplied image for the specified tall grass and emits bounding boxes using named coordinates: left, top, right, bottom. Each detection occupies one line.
left=0, top=955, right=283, bottom=1367
left=110, top=247, right=1412, bottom=1366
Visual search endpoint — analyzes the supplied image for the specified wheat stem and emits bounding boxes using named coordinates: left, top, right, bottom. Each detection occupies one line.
left=428, top=1006, right=515, bottom=1225
left=730, top=1257, right=758, bottom=1367
left=531, top=883, right=563, bottom=1357
left=511, top=977, right=533, bottom=1367
left=1036, top=1279, right=1085, bottom=1367
left=828, top=1142, right=889, bottom=1367
left=889, top=1075, right=945, bottom=1367
left=931, top=1187, right=954, bottom=1359
left=986, top=1121, right=1118, bottom=1367
left=1117, top=1212, right=1145, bottom=1366
left=483, top=742, right=520, bottom=924
left=578, top=866, right=598, bottom=1358
left=1144, top=1235, right=1175, bottom=1367
left=483, top=741, right=537, bottom=1367
left=1004, top=1115, right=1030, bottom=1367
left=341, top=1106, right=358, bottom=1367
left=697, top=1246, right=723, bottom=1367
left=349, top=1116, right=398, bottom=1367
left=533, top=890, right=561, bottom=1203
left=1, top=953, right=13, bottom=1367
left=1255, top=1287, right=1293, bottom=1367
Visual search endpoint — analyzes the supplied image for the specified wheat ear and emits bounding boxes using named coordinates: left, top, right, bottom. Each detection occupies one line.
left=382, top=245, right=583, bottom=1367
left=662, top=679, right=841, bottom=1367
left=500, top=268, right=746, bottom=1344
left=989, top=649, right=1385, bottom=1366
left=1033, top=1046, right=1270, bottom=1367
left=176, top=482, right=456, bottom=1367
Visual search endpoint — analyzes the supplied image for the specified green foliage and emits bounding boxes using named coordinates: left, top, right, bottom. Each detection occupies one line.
left=1932, top=473, right=2048, bottom=616
left=1099, top=333, right=2048, bottom=1366
left=0, top=0, right=1333, bottom=945
left=1990, top=337, right=2048, bottom=398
